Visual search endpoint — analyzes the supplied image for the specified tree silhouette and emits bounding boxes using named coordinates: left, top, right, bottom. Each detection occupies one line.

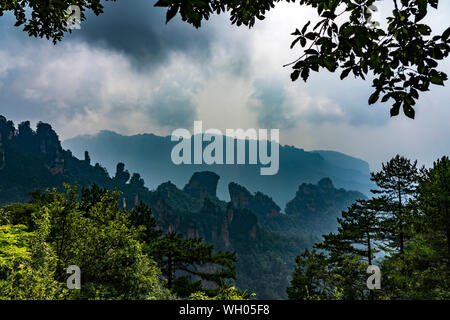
left=370, top=154, right=420, bottom=255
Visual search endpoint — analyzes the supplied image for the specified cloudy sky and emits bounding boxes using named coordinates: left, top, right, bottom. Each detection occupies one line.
left=0, top=0, right=449, bottom=170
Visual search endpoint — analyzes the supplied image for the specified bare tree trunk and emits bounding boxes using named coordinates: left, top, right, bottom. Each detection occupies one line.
left=367, top=231, right=374, bottom=301
left=398, top=186, right=404, bottom=255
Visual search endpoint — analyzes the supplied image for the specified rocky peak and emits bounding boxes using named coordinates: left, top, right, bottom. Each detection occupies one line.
left=156, top=181, right=203, bottom=213
left=228, top=182, right=280, bottom=218
left=114, top=162, right=130, bottom=184
left=0, top=117, right=64, bottom=175
left=36, top=122, right=62, bottom=156
left=286, top=178, right=338, bottom=214
left=18, top=121, right=34, bottom=138
left=318, top=177, right=334, bottom=189
left=229, top=182, right=251, bottom=208
left=183, top=171, right=219, bottom=201
left=0, top=115, right=15, bottom=141
left=18, top=121, right=35, bottom=140
left=84, top=151, right=91, bottom=164
left=35, top=122, right=64, bottom=175
left=284, top=177, right=366, bottom=234
left=129, top=173, right=145, bottom=188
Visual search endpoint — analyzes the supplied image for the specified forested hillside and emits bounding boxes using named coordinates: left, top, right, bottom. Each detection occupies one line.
left=1, top=116, right=365, bottom=298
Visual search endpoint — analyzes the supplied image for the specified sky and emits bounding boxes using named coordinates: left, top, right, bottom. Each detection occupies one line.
left=0, top=0, right=449, bottom=170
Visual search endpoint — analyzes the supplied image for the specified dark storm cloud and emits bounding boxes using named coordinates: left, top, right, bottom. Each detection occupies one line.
left=149, top=88, right=197, bottom=129
left=0, top=2, right=205, bottom=131
left=67, top=0, right=216, bottom=68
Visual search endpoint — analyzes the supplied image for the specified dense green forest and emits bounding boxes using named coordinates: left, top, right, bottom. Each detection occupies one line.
left=0, top=184, right=252, bottom=299
left=1, top=116, right=449, bottom=299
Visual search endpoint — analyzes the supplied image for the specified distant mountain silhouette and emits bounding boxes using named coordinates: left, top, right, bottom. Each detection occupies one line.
left=63, top=130, right=373, bottom=207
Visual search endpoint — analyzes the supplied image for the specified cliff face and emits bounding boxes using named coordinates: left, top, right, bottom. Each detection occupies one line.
left=0, top=117, right=65, bottom=176
left=229, top=206, right=258, bottom=241
left=153, top=179, right=230, bottom=245
left=37, top=123, right=65, bottom=175
left=150, top=191, right=187, bottom=234
left=156, top=181, right=203, bottom=212
left=285, top=177, right=364, bottom=215
left=197, top=200, right=258, bottom=246
left=183, top=171, right=220, bottom=201
left=151, top=177, right=259, bottom=249
left=198, top=198, right=231, bottom=247
left=0, top=116, right=15, bottom=172
left=283, top=177, right=366, bottom=234
left=229, top=182, right=280, bottom=218
left=0, top=115, right=149, bottom=205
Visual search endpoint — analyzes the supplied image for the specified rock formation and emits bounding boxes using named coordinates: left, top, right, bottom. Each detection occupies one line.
left=229, top=182, right=280, bottom=218
left=183, top=171, right=219, bottom=201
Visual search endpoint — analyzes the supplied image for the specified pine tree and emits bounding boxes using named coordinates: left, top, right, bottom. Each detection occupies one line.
left=316, top=199, right=382, bottom=299
left=289, top=156, right=450, bottom=300
left=127, top=200, right=237, bottom=297
left=318, top=199, right=381, bottom=266
left=128, top=201, right=162, bottom=243
left=417, top=156, right=450, bottom=267
left=382, top=157, right=450, bottom=299
left=148, top=232, right=236, bottom=297
left=287, top=249, right=330, bottom=300
left=370, top=155, right=420, bottom=254
left=288, top=199, right=383, bottom=300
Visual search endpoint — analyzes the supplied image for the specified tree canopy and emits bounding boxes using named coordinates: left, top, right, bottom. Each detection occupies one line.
left=0, top=184, right=241, bottom=299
